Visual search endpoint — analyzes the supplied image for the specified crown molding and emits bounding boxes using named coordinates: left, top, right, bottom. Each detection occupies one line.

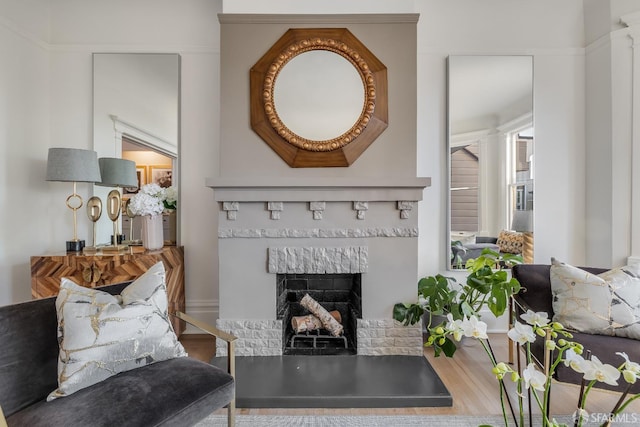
left=218, top=13, right=419, bottom=25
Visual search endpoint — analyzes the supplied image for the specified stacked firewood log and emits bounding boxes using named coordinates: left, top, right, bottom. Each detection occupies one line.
left=292, top=294, right=344, bottom=337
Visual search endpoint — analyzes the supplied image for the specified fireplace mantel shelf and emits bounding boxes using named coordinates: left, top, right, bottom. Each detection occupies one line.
left=206, top=177, right=431, bottom=202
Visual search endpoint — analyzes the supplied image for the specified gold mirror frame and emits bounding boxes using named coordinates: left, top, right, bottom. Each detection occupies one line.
left=250, top=28, right=388, bottom=168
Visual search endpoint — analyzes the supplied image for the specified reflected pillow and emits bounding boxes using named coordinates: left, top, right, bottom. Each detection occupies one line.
left=48, top=262, right=187, bottom=400
left=550, top=258, right=640, bottom=340
left=496, top=230, right=523, bottom=254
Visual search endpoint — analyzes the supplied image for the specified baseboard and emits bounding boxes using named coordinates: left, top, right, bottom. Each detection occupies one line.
left=182, top=299, right=219, bottom=334
left=480, top=308, right=510, bottom=333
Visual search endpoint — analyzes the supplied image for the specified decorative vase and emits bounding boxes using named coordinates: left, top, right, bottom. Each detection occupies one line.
left=142, top=214, right=164, bottom=250
left=165, top=210, right=177, bottom=244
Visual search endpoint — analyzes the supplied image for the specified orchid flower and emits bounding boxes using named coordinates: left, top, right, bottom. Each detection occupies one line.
left=446, top=313, right=464, bottom=342
left=520, top=309, right=550, bottom=327
left=523, top=363, right=547, bottom=392
left=461, top=315, right=488, bottom=340
left=617, top=352, right=640, bottom=384
left=507, top=321, right=536, bottom=345
left=582, top=356, right=621, bottom=386
left=564, top=348, right=589, bottom=373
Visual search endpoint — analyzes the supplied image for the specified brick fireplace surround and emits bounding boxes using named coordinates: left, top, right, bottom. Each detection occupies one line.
left=207, top=177, right=430, bottom=357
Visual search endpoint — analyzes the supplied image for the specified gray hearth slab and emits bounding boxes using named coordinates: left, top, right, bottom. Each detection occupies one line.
left=210, top=355, right=452, bottom=408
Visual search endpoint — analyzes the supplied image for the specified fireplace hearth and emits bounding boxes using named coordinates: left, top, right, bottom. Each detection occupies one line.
left=277, top=273, right=362, bottom=355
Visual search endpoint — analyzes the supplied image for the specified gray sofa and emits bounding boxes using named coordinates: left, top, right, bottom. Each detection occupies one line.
left=512, top=264, right=640, bottom=393
left=451, top=236, right=501, bottom=267
left=0, top=282, right=237, bottom=427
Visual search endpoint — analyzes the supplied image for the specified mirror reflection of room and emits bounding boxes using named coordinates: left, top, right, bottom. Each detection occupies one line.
left=448, top=56, right=533, bottom=269
left=93, top=53, right=179, bottom=247
left=121, top=137, right=175, bottom=244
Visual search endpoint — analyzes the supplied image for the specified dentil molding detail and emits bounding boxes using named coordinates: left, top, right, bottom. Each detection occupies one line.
left=218, top=227, right=418, bottom=239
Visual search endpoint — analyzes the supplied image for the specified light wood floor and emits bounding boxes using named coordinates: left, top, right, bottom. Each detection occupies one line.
left=179, top=333, right=640, bottom=417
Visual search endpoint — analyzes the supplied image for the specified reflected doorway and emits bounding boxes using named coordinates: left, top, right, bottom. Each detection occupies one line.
left=121, top=137, right=176, bottom=244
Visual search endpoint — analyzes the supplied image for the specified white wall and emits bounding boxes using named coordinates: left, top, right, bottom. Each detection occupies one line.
left=48, top=0, right=223, bottom=325
left=1, top=0, right=632, bottom=334
left=0, top=0, right=53, bottom=305
left=0, top=0, right=222, bottom=320
left=415, top=0, right=587, bottom=280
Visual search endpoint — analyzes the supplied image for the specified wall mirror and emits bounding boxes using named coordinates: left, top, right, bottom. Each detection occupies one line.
left=447, top=55, right=534, bottom=270
left=93, top=53, right=180, bottom=246
left=273, top=49, right=365, bottom=141
left=250, top=28, right=388, bottom=167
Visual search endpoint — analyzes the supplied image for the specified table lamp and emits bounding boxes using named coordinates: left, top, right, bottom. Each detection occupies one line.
left=97, top=157, right=138, bottom=252
left=46, top=148, right=102, bottom=252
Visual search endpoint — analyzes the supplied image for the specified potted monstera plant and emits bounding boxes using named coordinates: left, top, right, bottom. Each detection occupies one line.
left=393, top=248, right=522, bottom=357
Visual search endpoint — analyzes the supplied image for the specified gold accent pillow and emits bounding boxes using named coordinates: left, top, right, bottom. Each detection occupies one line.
left=550, top=258, right=640, bottom=339
left=47, top=262, right=187, bottom=400
left=496, top=230, right=524, bottom=254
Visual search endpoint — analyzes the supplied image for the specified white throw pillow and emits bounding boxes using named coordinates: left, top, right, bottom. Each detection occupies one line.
left=48, top=262, right=187, bottom=400
left=550, top=258, right=640, bottom=339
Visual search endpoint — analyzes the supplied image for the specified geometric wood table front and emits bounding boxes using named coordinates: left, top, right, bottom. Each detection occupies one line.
left=30, top=245, right=185, bottom=335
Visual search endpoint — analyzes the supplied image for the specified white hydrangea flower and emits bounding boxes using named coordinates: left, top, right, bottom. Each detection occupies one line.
left=128, top=184, right=166, bottom=216
left=164, top=186, right=178, bottom=204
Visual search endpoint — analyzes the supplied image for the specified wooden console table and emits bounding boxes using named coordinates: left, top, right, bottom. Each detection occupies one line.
left=30, top=246, right=185, bottom=335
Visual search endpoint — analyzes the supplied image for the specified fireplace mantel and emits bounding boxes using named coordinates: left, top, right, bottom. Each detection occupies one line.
left=206, top=177, right=431, bottom=202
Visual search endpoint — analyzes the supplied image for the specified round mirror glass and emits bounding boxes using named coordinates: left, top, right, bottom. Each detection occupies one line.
left=273, top=50, right=365, bottom=142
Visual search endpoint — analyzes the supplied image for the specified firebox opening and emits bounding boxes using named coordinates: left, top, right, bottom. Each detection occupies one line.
left=276, top=273, right=362, bottom=355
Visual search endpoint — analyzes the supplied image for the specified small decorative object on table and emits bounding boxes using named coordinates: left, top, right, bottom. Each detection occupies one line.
left=83, top=196, right=102, bottom=254
left=141, top=214, right=164, bottom=251
left=128, top=183, right=178, bottom=251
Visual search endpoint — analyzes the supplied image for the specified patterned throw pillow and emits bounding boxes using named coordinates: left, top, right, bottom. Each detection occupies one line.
left=496, top=230, right=524, bottom=254
left=550, top=258, right=640, bottom=340
left=48, top=262, right=187, bottom=400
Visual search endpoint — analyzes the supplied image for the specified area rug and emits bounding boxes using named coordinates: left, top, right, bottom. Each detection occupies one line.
left=195, top=414, right=572, bottom=426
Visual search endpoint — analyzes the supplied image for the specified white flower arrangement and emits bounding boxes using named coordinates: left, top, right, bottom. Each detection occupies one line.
left=427, top=311, right=640, bottom=426
left=128, top=183, right=177, bottom=217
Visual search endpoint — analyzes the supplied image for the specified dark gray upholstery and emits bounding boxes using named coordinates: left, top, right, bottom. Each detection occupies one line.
left=512, top=264, right=640, bottom=393
left=0, top=282, right=234, bottom=426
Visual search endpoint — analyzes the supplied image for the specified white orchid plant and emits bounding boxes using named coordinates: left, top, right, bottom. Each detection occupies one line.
left=128, top=183, right=177, bottom=217
left=428, top=311, right=640, bottom=427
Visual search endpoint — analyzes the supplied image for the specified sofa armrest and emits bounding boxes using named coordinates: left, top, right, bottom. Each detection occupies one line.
left=1, top=404, right=7, bottom=427
left=172, top=311, right=237, bottom=427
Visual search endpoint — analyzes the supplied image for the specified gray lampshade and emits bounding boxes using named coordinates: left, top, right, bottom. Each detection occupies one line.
left=511, top=210, right=533, bottom=232
left=97, top=157, right=138, bottom=188
left=46, top=148, right=102, bottom=183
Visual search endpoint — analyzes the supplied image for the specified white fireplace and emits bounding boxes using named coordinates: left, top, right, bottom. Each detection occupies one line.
left=208, top=177, right=430, bottom=357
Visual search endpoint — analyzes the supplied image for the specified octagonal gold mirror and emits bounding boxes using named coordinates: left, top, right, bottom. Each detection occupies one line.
left=250, top=28, right=388, bottom=167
